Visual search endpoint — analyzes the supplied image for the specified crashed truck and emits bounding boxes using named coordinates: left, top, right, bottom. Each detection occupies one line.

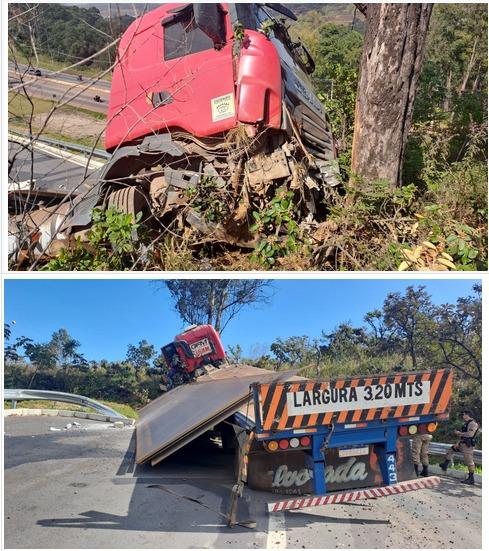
left=9, top=3, right=341, bottom=259
left=140, top=325, right=453, bottom=514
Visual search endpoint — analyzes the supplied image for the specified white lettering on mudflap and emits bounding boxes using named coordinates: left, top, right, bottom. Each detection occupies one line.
left=287, top=380, right=430, bottom=416
left=271, top=457, right=369, bottom=489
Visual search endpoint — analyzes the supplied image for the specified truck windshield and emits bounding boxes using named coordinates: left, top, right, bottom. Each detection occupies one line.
left=163, top=7, right=215, bottom=61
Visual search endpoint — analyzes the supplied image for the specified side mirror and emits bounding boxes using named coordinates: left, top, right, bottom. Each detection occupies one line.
left=295, top=44, right=315, bottom=75
left=193, top=4, right=227, bottom=48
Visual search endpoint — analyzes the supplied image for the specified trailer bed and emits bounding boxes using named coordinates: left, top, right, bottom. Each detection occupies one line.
left=136, top=365, right=301, bottom=465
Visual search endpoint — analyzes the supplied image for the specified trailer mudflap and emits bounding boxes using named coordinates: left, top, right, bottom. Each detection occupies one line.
left=267, top=476, right=441, bottom=513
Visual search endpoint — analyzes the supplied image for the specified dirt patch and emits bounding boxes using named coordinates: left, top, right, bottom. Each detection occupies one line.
left=34, top=111, right=106, bottom=142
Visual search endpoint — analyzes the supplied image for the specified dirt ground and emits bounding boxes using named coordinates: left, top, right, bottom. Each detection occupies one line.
left=33, top=111, right=106, bottom=142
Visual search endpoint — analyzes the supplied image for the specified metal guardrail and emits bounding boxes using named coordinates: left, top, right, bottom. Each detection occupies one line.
left=9, top=130, right=110, bottom=160
left=4, top=389, right=127, bottom=419
left=429, top=441, right=482, bottom=465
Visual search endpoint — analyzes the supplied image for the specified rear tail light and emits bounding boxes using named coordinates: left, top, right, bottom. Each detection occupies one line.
left=427, top=422, right=438, bottom=433
left=408, top=425, right=418, bottom=435
left=399, top=426, right=408, bottom=436
left=265, top=436, right=312, bottom=452
left=418, top=424, right=427, bottom=434
left=267, top=441, right=278, bottom=452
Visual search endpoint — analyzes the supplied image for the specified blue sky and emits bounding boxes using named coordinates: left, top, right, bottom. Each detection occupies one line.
left=4, top=278, right=480, bottom=361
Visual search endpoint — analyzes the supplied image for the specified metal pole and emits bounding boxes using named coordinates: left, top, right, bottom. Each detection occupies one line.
left=378, top=426, right=398, bottom=485
left=312, top=434, right=327, bottom=495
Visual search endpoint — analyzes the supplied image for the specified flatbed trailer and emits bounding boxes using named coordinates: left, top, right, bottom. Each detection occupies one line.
left=135, top=339, right=452, bottom=513
left=246, top=368, right=452, bottom=511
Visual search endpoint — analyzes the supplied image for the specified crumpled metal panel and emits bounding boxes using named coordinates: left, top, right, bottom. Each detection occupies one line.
left=136, top=365, right=298, bottom=465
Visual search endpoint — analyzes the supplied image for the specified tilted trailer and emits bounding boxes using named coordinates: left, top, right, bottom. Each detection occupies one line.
left=136, top=348, right=452, bottom=514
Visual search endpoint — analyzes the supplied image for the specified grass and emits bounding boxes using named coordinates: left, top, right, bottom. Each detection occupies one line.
left=429, top=455, right=482, bottom=475
left=9, top=91, right=105, bottom=121
left=8, top=91, right=105, bottom=149
left=4, top=399, right=138, bottom=419
left=9, top=51, right=112, bottom=81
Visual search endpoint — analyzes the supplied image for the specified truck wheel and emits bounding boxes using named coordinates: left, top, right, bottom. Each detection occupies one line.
left=106, top=186, right=149, bottom=223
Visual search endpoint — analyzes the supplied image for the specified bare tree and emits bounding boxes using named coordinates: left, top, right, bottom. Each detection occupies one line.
left=163, top=280, right=274, bottom=333
left=351, top=3, right=433, bottom=186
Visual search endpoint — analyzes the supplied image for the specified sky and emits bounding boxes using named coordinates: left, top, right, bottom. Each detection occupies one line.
left=4, top=278, right=480, bottom=361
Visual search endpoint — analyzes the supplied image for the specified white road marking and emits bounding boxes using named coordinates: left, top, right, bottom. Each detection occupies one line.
left=267, top=511, right=287, bottom=549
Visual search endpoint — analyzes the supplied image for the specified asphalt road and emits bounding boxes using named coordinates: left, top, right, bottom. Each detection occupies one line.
left=8, top=140, right=94, bottom=198
left=8, top=62, right=112, bottom=90
left=4, top=415, right=481, bottom=549
left=9, top=64, right=109, bottom=114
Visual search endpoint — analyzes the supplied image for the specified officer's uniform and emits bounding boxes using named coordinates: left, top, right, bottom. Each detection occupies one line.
left=412, top=433, right=432, bottom=474
left=444, top=418, right=479, bottom=472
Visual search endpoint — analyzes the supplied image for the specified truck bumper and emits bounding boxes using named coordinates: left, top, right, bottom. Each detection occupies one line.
left=267, top=475, right=441, bottom=513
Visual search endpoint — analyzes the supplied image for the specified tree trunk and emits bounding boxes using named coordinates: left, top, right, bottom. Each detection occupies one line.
left=351, top=3, right=433, bottom=187
left=28, top=22, right=39, bottom=65
left=458, top=39, right=478, bottom=96
left=443, top=70, right=452, bottom=112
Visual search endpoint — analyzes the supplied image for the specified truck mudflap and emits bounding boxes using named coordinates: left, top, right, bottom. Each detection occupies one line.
left=247, top=437, right=415, bottom=495
left=267, top=476, right=441, bottom=513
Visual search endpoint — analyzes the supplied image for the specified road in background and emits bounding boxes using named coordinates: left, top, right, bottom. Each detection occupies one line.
left=8, top=140, right=94, bottom=199
left=8, top=62, right=112, bottom=90
left=8, top=63, right=109, bottom=114
left=4, top=415, right=482, bottom=549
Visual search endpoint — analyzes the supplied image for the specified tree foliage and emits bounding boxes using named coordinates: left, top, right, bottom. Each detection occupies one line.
left=164, top=280, right=273, bottom=332
left=8, top=4, right=133, bottom=68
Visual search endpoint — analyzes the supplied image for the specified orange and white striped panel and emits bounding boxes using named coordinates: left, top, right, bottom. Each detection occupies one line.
left=257, top=369, right=452, bottom=431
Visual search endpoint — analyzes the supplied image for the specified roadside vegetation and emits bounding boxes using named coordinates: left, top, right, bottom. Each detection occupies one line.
left=428, top=456, right=482, bottom=475
left=4, top=399, right=138, bottom=419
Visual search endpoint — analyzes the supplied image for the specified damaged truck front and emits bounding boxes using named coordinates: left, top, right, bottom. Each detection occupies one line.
left=10, top=3, right=340, bottom=261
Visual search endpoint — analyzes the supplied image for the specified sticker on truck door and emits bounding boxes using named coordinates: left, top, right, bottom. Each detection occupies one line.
left=190, top=338, right=212, bottom=357
left=211, top=93, right=235, bottom=122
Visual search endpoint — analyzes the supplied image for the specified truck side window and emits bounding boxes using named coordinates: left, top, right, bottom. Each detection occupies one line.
left=164, top=9, right=214, bottom=61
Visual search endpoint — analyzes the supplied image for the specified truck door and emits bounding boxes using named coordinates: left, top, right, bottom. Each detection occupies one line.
left=106, top=3, right=236, bottom=150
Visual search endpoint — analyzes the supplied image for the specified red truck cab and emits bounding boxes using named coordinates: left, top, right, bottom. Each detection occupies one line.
left=106, top=3, right=333, bottom=162
left=162, top=324, right=227, bottom=375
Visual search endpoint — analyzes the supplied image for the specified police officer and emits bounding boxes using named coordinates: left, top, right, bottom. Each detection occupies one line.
left=412, top=432, right=432, bottom=477
left=439, top=409, right=479, bottom=485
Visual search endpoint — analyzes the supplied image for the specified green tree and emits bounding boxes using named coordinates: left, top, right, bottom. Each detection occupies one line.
left=270, top=336, right=315, bottom=369
left=433, top=283, right=482, bottom=383
left=164, top=280, right=273, bottom=333
left=227, top=344, right=243, bottom=364
left=381, top=286, right=434, bottom=369
left=126, top=340, right=156, bottom=371
left=21, top=328, right=86, bottom=389
left=313, top=24, right=363, bottom=154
